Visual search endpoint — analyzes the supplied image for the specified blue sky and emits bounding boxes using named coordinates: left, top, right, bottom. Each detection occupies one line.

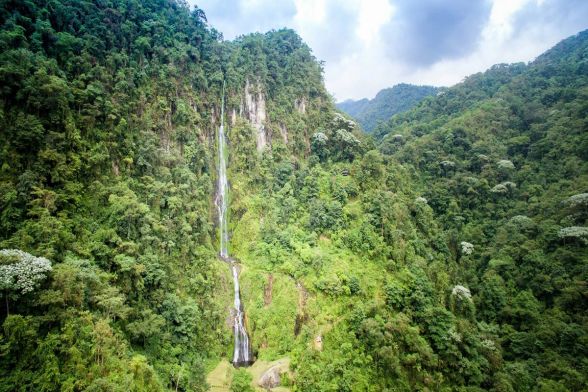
left=189, top=0, right=588, bottom=101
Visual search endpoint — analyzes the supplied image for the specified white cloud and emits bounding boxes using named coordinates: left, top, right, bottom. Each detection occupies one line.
left=326, top=0, right=587, bottom=100
left=356, top=0, right=395, bottom=45
left=190, top=0, right=588, bottom=100
left=293, top=0, right=327, bottom=24
left=486, top=0, right=532, bottom=38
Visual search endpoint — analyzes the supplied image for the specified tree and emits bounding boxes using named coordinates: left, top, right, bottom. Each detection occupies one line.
left=311, top=132, right=329, bottom=162
left=0, top=249, right=52, bottom=315
left=356, top=150, right=385, bottom=190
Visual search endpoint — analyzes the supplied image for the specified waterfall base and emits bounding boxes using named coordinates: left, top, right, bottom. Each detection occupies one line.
left=219, top=255, right=254, bottom=367
left=233, top=359, right=255, bottom=368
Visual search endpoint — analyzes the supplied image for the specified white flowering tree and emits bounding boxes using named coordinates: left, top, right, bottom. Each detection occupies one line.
left=558, top=226, right=588, bottom=245
left=497, top=159, right=515, bottom=170
left=415, top=196, right=428, bottom=205
left=440, top=160, right=455, bottom=168
left=508, top=215, right=536, bottom=234
left=491, top=181, right=517, bottom=195
left=496, top=159, right=515, bottom=181
left=333, top=128, right=361, bottom=161
left=460, top=241, right=474, bottom=256
left=564, top=193, right=588, bottom=208
left=311, top=132, right=329, bottom=161
left=450, top=284, right=475, bottom=318
left=0, top=249, right=52, bottom=315
left=331, top=112, right=356, bottom=131
left=452, top=285, right=472, bottom=300
left=564, top=193, right=588, bottom=221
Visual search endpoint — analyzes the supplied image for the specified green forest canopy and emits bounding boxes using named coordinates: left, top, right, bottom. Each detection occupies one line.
left=0, top=1, right=587, bottom=391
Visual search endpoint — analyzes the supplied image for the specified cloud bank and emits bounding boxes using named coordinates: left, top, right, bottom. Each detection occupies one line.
left=192, top=0, right=588, bottom=100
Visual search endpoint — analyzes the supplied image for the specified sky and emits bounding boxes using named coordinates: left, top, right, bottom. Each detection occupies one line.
left=190, top=0, right=588, bottom=101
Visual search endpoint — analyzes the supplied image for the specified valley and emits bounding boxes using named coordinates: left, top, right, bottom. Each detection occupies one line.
left=0, top=1, right=586, bottom=391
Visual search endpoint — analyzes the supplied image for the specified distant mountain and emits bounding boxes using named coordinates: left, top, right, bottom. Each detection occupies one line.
left=337, top=83, right=440, bottom=131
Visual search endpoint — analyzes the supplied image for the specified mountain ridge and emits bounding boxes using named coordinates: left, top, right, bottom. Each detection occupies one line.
left=0, top=2, right=586, bottom=391
left=337, top=83, right=440, bottom=131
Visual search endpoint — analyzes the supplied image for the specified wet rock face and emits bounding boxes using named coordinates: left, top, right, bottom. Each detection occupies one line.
left=243, top=79, right=267, bottom=152
left=295, top=97, right=306, bottom=114
left=258, top=366, right=281, bottom=389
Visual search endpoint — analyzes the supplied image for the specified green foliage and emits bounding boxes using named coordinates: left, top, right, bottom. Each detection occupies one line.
left=367, top=29, right=588, bottom=391
left=228, top=29, right=588, bottom=392
left=230, top=368, right=254, bottom=392
left=0, top=0, right=586, bottom=391
left=338, top=83, right=440, bottom=132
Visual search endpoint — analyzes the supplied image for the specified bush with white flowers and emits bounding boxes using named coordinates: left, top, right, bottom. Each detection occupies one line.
left=451, top=285, right=472, bottom=300
left=0, top=249, right=52, bottom=295
left=497, top=159, right=515, bottom=170
left=460, top=241, right=474, bottom=255
left=558, top=226, right=588, bottom=244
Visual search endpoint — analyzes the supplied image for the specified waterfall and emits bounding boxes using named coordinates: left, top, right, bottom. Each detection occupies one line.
left=216, top=81, right=252, bottom=367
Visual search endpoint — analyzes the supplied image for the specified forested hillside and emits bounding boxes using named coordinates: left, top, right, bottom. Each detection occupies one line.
left=368, top=30, right=588, bottom=390
left=0, top=1, right=587, bottom=391
left=229, top=31, right=588, bottom=391
left=0, top=1, right=332, bottom=390
left=337, top=83, right=439, bottom=132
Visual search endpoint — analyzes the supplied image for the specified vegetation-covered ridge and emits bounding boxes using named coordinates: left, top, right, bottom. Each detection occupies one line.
left=0, top=0, right=587, bottom=390
left=229, top=29, right=588, bottom=391
left=0, top=0, right=332, bottom=390
left=337, top=83, right=440, bottom=132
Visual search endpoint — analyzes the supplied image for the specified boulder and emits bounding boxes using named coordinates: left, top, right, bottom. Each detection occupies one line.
left=258, top=365, right=281, bottom=390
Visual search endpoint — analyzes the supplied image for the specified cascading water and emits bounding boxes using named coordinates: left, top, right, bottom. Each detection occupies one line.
left=216, top=81, right=252, bottom=367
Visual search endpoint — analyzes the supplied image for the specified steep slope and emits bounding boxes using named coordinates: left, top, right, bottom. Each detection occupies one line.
left=0, top=1, right=587, bottom=391
left=0, top=1, right=333, bottom=390
left=0, top=2, right=225, bottom=390
left=226, top=30, right=588, bottom=392
left=337, top=83, right=439, bottom=132
left=336, top=98, right=369, bottom=118
left=372, top=29, right=588, bottom=390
